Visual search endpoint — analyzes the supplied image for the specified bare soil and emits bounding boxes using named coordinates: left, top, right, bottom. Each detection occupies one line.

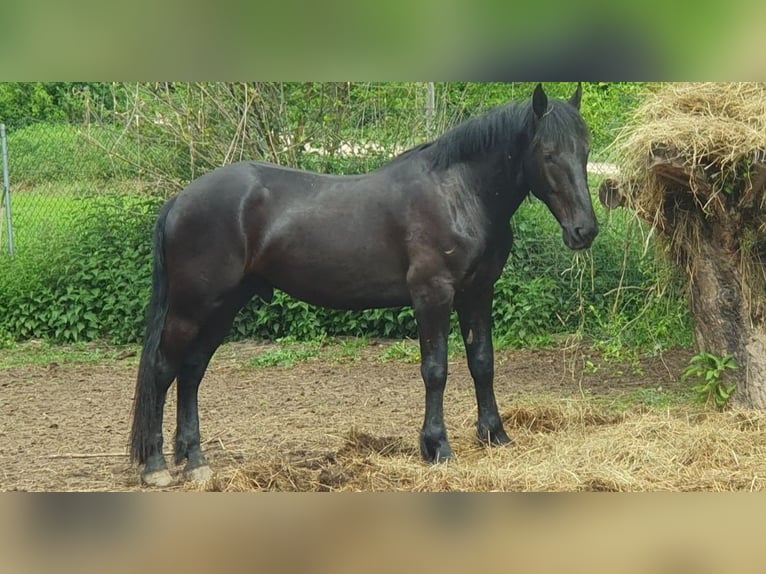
left=0, top=340, right=700, bottom=491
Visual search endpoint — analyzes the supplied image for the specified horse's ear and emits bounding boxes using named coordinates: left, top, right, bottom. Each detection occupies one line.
left=532, top=83, right=548, bottom=119
left=569, top=82, right=583, bottom=110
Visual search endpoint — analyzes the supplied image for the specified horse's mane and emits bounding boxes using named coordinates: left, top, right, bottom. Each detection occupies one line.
left=391, top=97, right=588, bottom=170
left=387, top=141, right=433, bottom=163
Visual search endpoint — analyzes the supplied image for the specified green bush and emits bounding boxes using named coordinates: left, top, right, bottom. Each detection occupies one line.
left=9, top=123, right=116, bottom=185
left=6, top=122, right=180, bottom=186
left=682, top=352, right=738, bottom=410
left=0, top=84, right=68, bottom=126
left=0, top=192, right=162, bottom=344
left=0, top=83, right=115, bottom=126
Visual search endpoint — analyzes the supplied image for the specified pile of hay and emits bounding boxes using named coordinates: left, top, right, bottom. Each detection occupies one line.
left=618, top=83, right=766, bottom=166
left=607, top=82, right=766, bottom=307
left=612, top=82, right=766, bottom=225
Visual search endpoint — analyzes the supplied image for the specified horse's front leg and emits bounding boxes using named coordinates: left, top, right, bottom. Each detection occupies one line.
left=456, top=288, right=512, bottom=446
left=411, top=278, right=455, bottom=463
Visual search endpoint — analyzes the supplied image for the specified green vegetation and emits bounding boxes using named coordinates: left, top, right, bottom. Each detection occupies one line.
left=0, top=340, right=138, bottom=369
left=682, top=352, right=738, bottom=410
left=248, top=336, right=367, bottom=368
left=0, top=83, right=114, bottom=127
left=329, top=337, right=369, bottom=363
left=6, top=123, right=179, bottom=187
left=0, top=191, right=162, bottom=344
left=0, top=82, right=692, bottom=364
left=250, top=338, right=324, bottom=368
left=380, top=340, right=421, bottom=363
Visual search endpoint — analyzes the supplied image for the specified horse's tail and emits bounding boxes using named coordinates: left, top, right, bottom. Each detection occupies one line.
left=129, top=197, right=177, bottom=465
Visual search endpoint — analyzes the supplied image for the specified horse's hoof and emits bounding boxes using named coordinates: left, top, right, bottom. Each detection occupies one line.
left=420, top=435, right=454, bottom=464
left=184, top=465, right=213, bottom=483
left=432, top=449, right=454, bottom=464
left=141, top=469, right=174, bottom=487
left=477, top=425, right=514, bottom=447
left=491, top=430, right=514, bottom=447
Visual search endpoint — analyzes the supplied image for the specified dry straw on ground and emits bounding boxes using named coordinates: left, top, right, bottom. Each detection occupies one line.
left=194, top=400, right=766, bottom=492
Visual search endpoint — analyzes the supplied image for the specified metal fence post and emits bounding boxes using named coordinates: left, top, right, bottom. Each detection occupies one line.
left=1, top=123, right=14, bottom=256
left=426, top=82, right=435, bottom=140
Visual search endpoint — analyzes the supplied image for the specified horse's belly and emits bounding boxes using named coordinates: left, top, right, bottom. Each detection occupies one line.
left=252, top=203, right=414, bottom=309
left=276, top=276, right=412, bottom=311
left=263, top=254, right=412, bottom=311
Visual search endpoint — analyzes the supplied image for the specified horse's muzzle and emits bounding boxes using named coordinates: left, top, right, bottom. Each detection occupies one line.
left=563, top=222, right=599, bottom=250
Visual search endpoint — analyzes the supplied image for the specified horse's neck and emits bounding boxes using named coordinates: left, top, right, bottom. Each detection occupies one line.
left=464, top=151, right=529, bottom=225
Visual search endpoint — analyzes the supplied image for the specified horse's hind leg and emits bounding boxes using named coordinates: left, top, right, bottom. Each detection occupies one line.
left=174, top=347, right=216, bottom=483
left=174, top=284, right=258, bottom=482
left=138, top=355, right=177, bottom=487
left=135, top=314, right=200, bottom=487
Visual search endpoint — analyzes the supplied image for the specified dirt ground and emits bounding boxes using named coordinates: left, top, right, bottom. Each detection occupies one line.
left=0, top=340, right=700, bottom=492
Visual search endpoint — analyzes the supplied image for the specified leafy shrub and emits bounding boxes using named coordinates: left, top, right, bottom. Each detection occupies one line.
left=0, top=192, right=161, bottom=344
left=682, top=352, right=738, bottom=410
left=681, top=352, right=739, bottom=410
left=0, top=84, right=68, bottom=126
left=0, top=82, right=115, bottom=126
left=6, top=122, right=180, bottom=186
left=9, top=123, right=116, bottom=185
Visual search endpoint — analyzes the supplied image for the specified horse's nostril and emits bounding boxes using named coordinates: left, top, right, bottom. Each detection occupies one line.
left=575, top=224, right=598, bottom=242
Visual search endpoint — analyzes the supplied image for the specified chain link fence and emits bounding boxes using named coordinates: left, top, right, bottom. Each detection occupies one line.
left=0, top=97, right=644, bottom=274
left=0, top=118, right=157, bottom=258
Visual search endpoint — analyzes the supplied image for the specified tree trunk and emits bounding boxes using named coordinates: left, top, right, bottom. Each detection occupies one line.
left=688, top=239, right=766, bottom=408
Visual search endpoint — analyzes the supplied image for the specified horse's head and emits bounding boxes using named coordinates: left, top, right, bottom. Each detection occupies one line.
left=523, top=83, right=599, bottom=250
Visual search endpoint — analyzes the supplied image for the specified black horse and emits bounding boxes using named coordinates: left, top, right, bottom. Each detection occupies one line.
left=130, top=83, right=598, bottom=486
